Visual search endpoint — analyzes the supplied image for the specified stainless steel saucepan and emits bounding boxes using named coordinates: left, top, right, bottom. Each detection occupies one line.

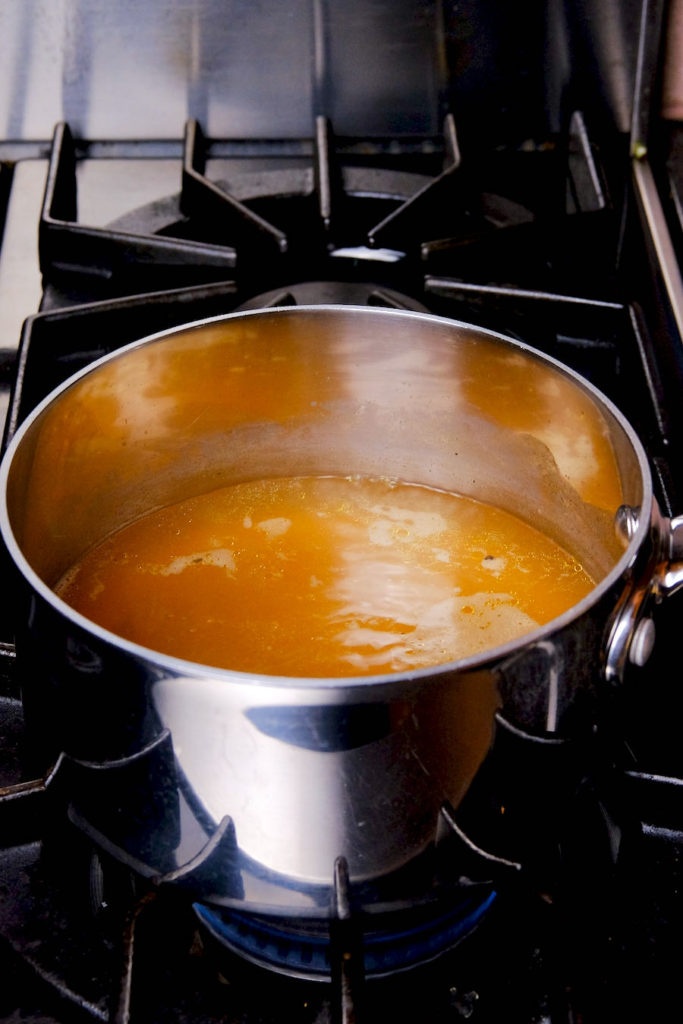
left=2, top=306, right=681, bottom=914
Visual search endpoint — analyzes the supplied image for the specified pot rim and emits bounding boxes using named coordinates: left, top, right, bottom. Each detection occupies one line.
left=0, top=304, right=654, bottom=689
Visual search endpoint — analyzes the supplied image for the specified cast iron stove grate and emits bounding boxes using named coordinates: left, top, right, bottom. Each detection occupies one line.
left=35, top=111, right=621, bottom=308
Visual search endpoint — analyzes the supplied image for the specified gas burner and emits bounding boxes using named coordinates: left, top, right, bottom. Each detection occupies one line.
left=194, top=891, right=496, bottom=981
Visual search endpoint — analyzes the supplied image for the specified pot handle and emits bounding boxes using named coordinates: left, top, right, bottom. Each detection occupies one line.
left=604, top=510, right=683, bottom=684
left=659, top=514, right=683, bottom=596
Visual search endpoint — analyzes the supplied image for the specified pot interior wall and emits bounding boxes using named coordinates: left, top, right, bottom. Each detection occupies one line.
left=6, top=309, right=637, bottom=591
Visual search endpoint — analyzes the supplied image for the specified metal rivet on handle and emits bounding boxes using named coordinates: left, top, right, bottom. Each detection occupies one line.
left=614, top=504, right=640, bottom=544
left=629, top=617, right=656, bottom=667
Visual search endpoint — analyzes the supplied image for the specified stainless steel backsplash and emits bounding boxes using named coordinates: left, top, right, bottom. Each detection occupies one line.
left=0, top=0, right=660, bottom=143
left=0, top=0, right=443, bottom=140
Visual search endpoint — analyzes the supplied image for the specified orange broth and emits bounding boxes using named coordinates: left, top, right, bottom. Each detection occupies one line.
left=55, top=476, right=595, bottom=676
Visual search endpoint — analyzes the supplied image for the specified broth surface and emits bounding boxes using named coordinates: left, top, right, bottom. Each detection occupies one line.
left=56, top=476, right=595, bottom=676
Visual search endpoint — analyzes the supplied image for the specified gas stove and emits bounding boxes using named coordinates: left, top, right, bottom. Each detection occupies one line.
left=2, top=2, right=683, bottom=1022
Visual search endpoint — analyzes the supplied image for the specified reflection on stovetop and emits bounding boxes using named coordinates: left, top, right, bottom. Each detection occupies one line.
left=1, top=110, right=683, bottom=1022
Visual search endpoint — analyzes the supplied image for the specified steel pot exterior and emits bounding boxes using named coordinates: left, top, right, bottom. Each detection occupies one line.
left=13, top=548, right=637, bottom=902
left=0, top=306, right=661, bottom=912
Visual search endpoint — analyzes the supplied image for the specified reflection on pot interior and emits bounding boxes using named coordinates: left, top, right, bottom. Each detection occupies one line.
left=55, top=474, right=595, bottom=676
